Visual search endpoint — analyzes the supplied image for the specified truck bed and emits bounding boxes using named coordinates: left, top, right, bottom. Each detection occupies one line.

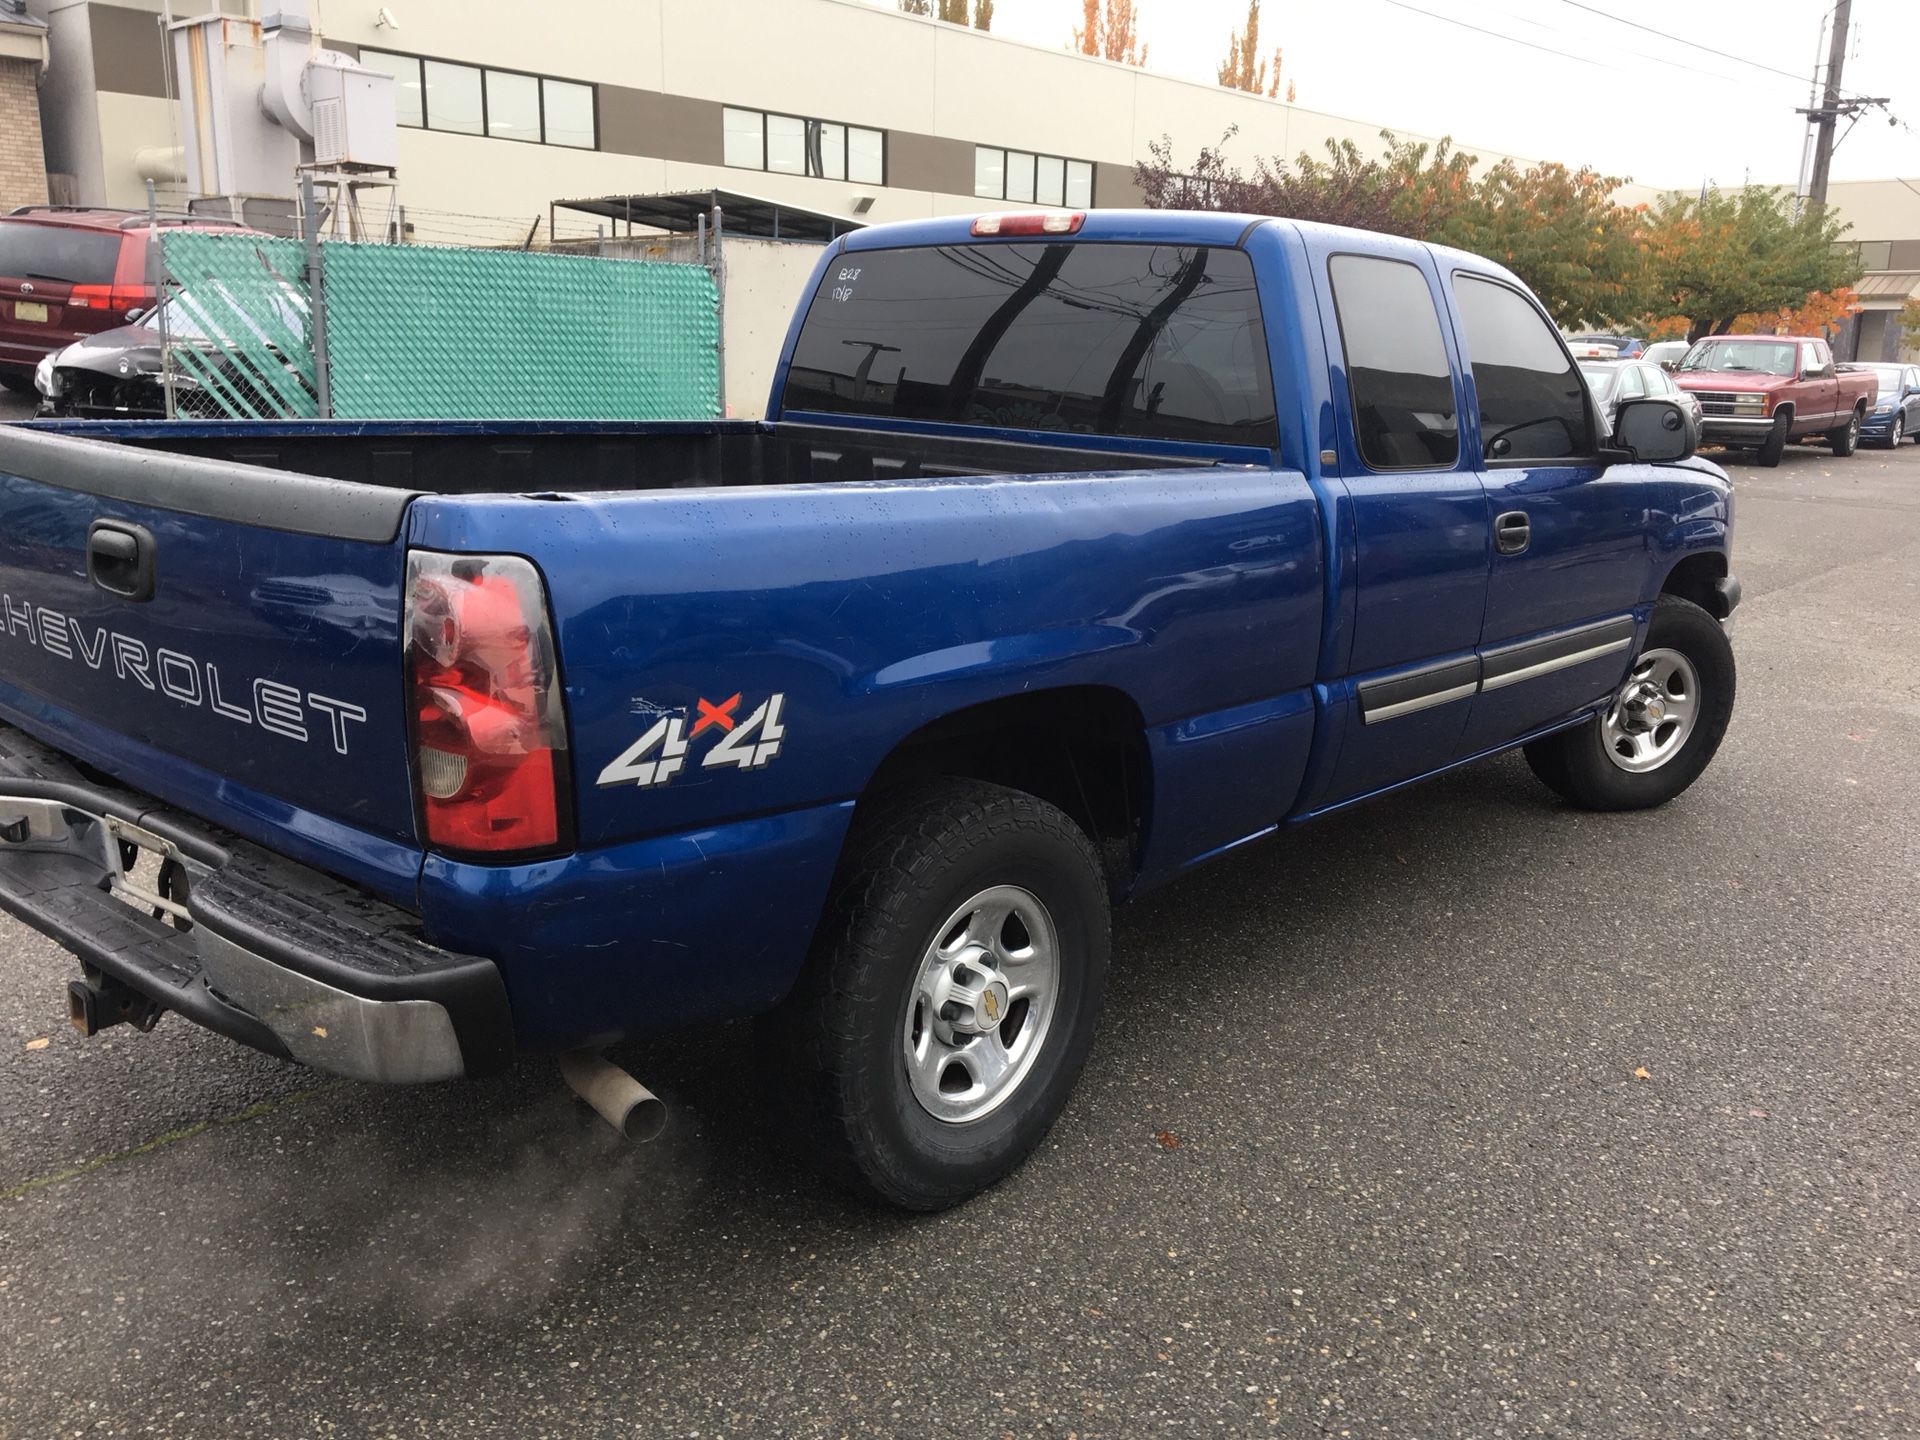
left=20, top=418, right=1225, bottom=495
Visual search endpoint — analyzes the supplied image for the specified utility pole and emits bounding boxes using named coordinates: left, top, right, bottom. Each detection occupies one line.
left=1805, top=0, right=1850, bottom=208
left=1799, top=1, right=1890, bottom=210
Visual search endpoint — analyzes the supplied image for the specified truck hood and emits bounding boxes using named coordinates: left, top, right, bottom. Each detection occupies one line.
left=1673, top=371, right=1785, bottom=393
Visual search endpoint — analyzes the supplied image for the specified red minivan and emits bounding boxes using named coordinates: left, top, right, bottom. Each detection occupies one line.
left=0, top=206, right=246, bottom=392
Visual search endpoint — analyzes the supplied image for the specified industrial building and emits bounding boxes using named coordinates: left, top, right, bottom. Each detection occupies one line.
left=10, top=0, right=1917, bottom=360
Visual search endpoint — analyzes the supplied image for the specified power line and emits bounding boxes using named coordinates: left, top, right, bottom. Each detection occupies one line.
left=1551, top=0, right=1874, bottom=98
left=1383, top=0, right=1808, bottom=89
left=1379, top=0, right=1617, bottom=71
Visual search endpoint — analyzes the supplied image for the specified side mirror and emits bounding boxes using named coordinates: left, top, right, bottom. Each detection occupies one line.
left=1610, top=397, right=1695, bottom=463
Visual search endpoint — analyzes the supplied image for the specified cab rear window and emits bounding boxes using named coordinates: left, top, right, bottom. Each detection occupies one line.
left=781, top=241, right=1278, bottom=448
left=0, top=223, right=123, bottom=287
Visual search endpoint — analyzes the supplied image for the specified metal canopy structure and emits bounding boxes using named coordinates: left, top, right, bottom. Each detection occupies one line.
left=550, top=189, right=864, bottom=244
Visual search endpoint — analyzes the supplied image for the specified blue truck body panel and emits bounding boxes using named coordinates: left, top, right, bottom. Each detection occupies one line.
left=0, top=211, right=1733, bottom=1062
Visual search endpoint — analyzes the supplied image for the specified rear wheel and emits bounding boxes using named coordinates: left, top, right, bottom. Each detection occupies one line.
left=1524, top=595, right=1735, bottom=811
left=1755, top=415, right=1789, bottom=467
left=1828, top=408, right=1862, bottom=457
left=758, top=779, right=1111, bottom=1210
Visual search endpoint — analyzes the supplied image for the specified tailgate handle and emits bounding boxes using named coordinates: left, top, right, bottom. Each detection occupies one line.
left=86, top=520, right=156, bottom=602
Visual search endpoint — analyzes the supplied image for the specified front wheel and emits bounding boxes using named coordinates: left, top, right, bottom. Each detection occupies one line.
left=1524, top=595, right=1735, bottom=811
left=758, top=780, right=1111, bottom=1210
left=1886, top=415, right=1905, bottom=448
left=1755, top=415, right=1789, bottom=467
left=1829, top=409, right=1862, bottom=457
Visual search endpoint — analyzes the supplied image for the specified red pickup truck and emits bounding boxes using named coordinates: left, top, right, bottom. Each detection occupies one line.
left=1673, top=335, right=1878, bottom=467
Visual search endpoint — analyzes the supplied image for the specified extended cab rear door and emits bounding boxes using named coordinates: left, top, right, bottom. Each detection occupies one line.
left=1797, top=340, right=1839, bottom=429
left=1296, top=229, right=1489, bottom=808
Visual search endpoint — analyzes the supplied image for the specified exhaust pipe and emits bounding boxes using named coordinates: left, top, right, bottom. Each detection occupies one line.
left=559, top=1050, right=667, bottom=1143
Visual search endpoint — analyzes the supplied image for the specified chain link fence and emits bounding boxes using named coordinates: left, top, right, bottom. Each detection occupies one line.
left=156, top=232, right=320, bottom=421
left=156, top=232, right=721, bottom=423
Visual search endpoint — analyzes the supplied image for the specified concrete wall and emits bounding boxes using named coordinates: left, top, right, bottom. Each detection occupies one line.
left=715, top=238, right=824, bottom=417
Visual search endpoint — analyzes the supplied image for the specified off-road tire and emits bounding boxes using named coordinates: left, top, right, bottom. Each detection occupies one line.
left=1523, top=595, right=1735, bottom=811
left=757, top=780, right=1111, bottom=1210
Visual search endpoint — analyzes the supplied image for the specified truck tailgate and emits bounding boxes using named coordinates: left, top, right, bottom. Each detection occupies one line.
left=0, top=425, right=420, bottom=869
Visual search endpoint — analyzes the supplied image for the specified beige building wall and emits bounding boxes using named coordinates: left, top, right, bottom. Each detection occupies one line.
left=49, top=0, right=1668, bottom=228
left=1824, top=180, right=1920, bottom=250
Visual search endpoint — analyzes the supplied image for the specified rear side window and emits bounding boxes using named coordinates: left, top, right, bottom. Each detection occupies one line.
left=1452, top=274, right=1595, bottom=461
left=1327, top=254, right=1459, bottom=470
left=781, top=241, right=1277, bottom=448
left=0, top=222, right=122, bottom=286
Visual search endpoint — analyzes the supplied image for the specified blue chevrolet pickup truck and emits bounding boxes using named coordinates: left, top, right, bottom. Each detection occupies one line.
left=0, top=211, right=1738, bottom=1208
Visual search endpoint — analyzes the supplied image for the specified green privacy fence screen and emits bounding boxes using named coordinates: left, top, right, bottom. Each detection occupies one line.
left=159, top=234, right=720, bottom=422
left=155, top=232, right=319, bottom=420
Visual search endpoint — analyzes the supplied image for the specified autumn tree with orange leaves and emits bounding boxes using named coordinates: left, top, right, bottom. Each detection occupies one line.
left=1073, top=0, right=1147, bottom=66
left=1218, top=0, right=1293, bottom=102
left=1137, top=129, right=1639, bottom=325
left=1640, top=187, right=1858, bottom=342
left=1139, top=135, right=1862, bottom=332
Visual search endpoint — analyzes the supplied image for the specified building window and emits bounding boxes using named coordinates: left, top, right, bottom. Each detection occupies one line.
left=360, top=49, right=598, bottom=150
left=542, top=80, right=596, bottom=150
left=484, top=69, right=539, bottom=143
left=359, top=48, right=423, bottom=127
left=975, top=148, right=1093, bottom=208
left=723, top=107, right=885, bottom=184
left=422, top=59, right=483, bottom=135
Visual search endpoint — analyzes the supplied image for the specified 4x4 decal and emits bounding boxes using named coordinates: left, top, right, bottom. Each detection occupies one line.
left=596, top=693, right=787, bottom=789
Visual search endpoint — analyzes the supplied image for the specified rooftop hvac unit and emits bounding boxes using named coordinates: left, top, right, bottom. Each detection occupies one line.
left=306, top=61, right=399, bottom=169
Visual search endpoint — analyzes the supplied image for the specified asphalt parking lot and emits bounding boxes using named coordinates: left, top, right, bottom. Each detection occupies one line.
left=1, top=432, right=1916, bottom=1439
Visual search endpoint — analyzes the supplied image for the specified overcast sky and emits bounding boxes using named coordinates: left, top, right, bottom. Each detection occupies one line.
left=873, top=0, right=1917, bottom=190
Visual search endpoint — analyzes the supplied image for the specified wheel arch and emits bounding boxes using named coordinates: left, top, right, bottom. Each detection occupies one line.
left=854, top=685, right=1152, bottom=898
left=1659, top=549, right=1735, bottom=618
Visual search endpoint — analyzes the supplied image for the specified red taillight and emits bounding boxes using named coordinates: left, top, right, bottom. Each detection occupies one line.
left=404, top=551, right=569, bottom=855
left=66, top=283, right=150, bottom=316
left=971, top=211, right=1086, bottom=237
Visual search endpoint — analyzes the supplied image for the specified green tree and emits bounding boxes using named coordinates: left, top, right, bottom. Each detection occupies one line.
left=1898, top=298, right=1920, bottom=353
left=1136, top=130, right=1650, bottom=326
left=1438, top=160, right=1648, bottom=327
left=1136, top=129, right=1473, bottom=239
left=1642, top=187, right=1860, bottom=342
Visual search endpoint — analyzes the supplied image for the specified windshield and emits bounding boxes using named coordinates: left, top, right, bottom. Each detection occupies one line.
left=1680, top=339, right=1796, bottom=376
left=1856, top=363, right=1904, bottom=381
left=1578, top=363, right=1619, bottom=402
left=137, top=283, right=307, bottom=343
